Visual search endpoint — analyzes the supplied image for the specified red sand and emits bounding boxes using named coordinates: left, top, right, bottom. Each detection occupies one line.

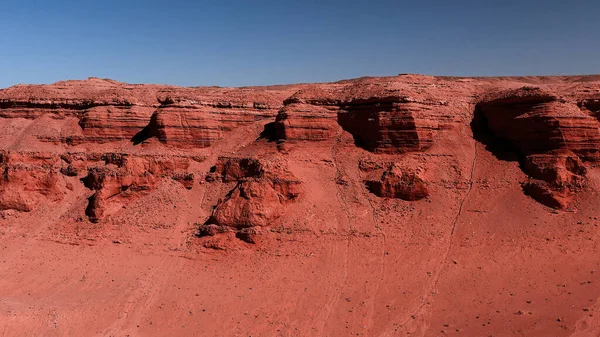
left=1, top=75, right=600, bottom=336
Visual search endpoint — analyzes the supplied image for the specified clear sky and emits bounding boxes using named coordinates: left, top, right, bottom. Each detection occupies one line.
left=1, top=0, right=598, bottom=88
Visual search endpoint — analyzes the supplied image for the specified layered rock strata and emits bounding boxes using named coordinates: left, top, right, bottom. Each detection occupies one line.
left=475, top=87, right=600, bottom=208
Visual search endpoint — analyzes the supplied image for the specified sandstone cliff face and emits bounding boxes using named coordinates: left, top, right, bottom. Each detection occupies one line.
left=1, top=76, right=600, bottom=222
left=148, top=102, right=269, bottom=147
left=274, top=103, right=338, bottom=141
left=273, top=84, right=448, bottom=154
left=77, top=105, right=156, bottom=143
left=337, top=97, right=440, bottom=153
left=136, top=89, right=292, bottom=147
left=476, top=87, right=600, bottom=161
left=0, top=78, right=160, bottom=144
left=475, top=87, right=600, bottom=208
left=0, top=78, right=296, bottom=147
left=273, top=88, right=340, bottom=142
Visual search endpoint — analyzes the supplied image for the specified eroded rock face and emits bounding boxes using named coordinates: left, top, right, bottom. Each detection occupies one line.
left=274, top=103, right=338, bottom=141
left=208, top=157, right=264, bottom=182
left=338, top=97, right=440, bottom=153
left=273, top=88, right=340, bottom=142
left=523, top=150, right=587, bottom=183
left=149, top=104, right=259, bottom=147
left=0, top=151, right=64, bottom=212
left=79, top=153, right=195, bottom=222
left=0, top=150, right=201, bottom=218
left=273, top=86, right=444, bottom=153
left=0, top=78, right=159, bottom=144
left=0, top=78, right=296, bottom=146
left=521, top=150, right=586, bottom=209
left=209, top=180, right=289, bottom=229
left=476, top=87, right=600, bottom=208
left=365, top=163, right=428, bottom=201
left=2, top=75, right=600, bottom=226
left=133, top=91, right=288, bottom=147
left=476, top=87, right=600, bottom=161
left=76, top=105, right=155, bottom=144
left=201, top=157, right=301, bottom=242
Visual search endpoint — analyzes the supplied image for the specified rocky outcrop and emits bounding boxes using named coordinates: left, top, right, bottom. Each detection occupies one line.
left=273, top=86, right=444, bottom=153
left=337, top=97, right=441, bottom=153
left=207, top=157, right=264, bottom=182
left=273, top=88, right=340, bottom=142
left=80, top=153, right=194, bottom=222
left=475, top=87, right=600, bottom=208
left=521, top=150, right=586, bottom=209
left=135, top=96, right=280, bottom=147
left=274, top=103, right=338, bottom=141
left=0, top=149, right=201, bottom=218
left=0, top=78, right=296, bottom=146
left=476, top=87, right=600, bottom=161
left=207, top=179, right=297, bottom=229
left=172, top=173, right=195, bottom=190
left=0, top=151, right=64, bottom=212
left=200, top=157, right=301, bottom=242
left=365, top=163, right=428, bottom=200
left=76, top=105, right=155, bottom=143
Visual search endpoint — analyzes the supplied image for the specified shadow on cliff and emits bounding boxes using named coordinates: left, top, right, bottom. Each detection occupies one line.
left=336, top=112, right=375, bottom=152
left=131, top=113, right=158, bottom=145
left=470, top=106, right=523, bottom=164
left=257, top=122, right=277, bottom=142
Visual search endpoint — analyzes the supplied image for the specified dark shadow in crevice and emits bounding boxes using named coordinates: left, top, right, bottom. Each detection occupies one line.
left=471, top=105, right=523, bottom=164
left=257, top=122, right=277, bottom=142
left=364, top=180, right=379, bottom=196
left=84, top=193, right=100, bottom=223
left=351, top=134, right=369, bottom=151
left=578, top=100, right=600, bottom=121
left=336, top=111, right=376, bottom=152
left=131, top=113, right=158, bottom=145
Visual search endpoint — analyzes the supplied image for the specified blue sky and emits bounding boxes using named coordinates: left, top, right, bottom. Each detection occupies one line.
left=0, top=0, right=598, bottom=88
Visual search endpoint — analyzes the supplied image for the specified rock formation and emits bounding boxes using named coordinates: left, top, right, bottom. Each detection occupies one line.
left=207, top=157, right=264, bottom=182
left=520, top=150, right=587, bottom=209
left=80, top=153, right=194, bottom=222
left=476, top=87, right=600, bottom=161
left=579, top=97, right=600, bottom=120
left=365, top=163, right=428, bottom=200
left=145, top=98, right=274, bottom=147
left=337, top=97, right=441, bottom=153
left=273, top=84, right=448, bottom=154
left=0, top=151, right=64, bottom=212
left=201, top=157, right=301, bottom=242
left=273, top=88, right=340, bottom=141
left=1, top=77, right=600, bottom=216
left=475, top=87, right=600, bottom=208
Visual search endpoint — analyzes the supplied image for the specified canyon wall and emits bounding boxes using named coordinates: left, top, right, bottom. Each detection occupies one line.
left=1, top=75, right=600, bottom=235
